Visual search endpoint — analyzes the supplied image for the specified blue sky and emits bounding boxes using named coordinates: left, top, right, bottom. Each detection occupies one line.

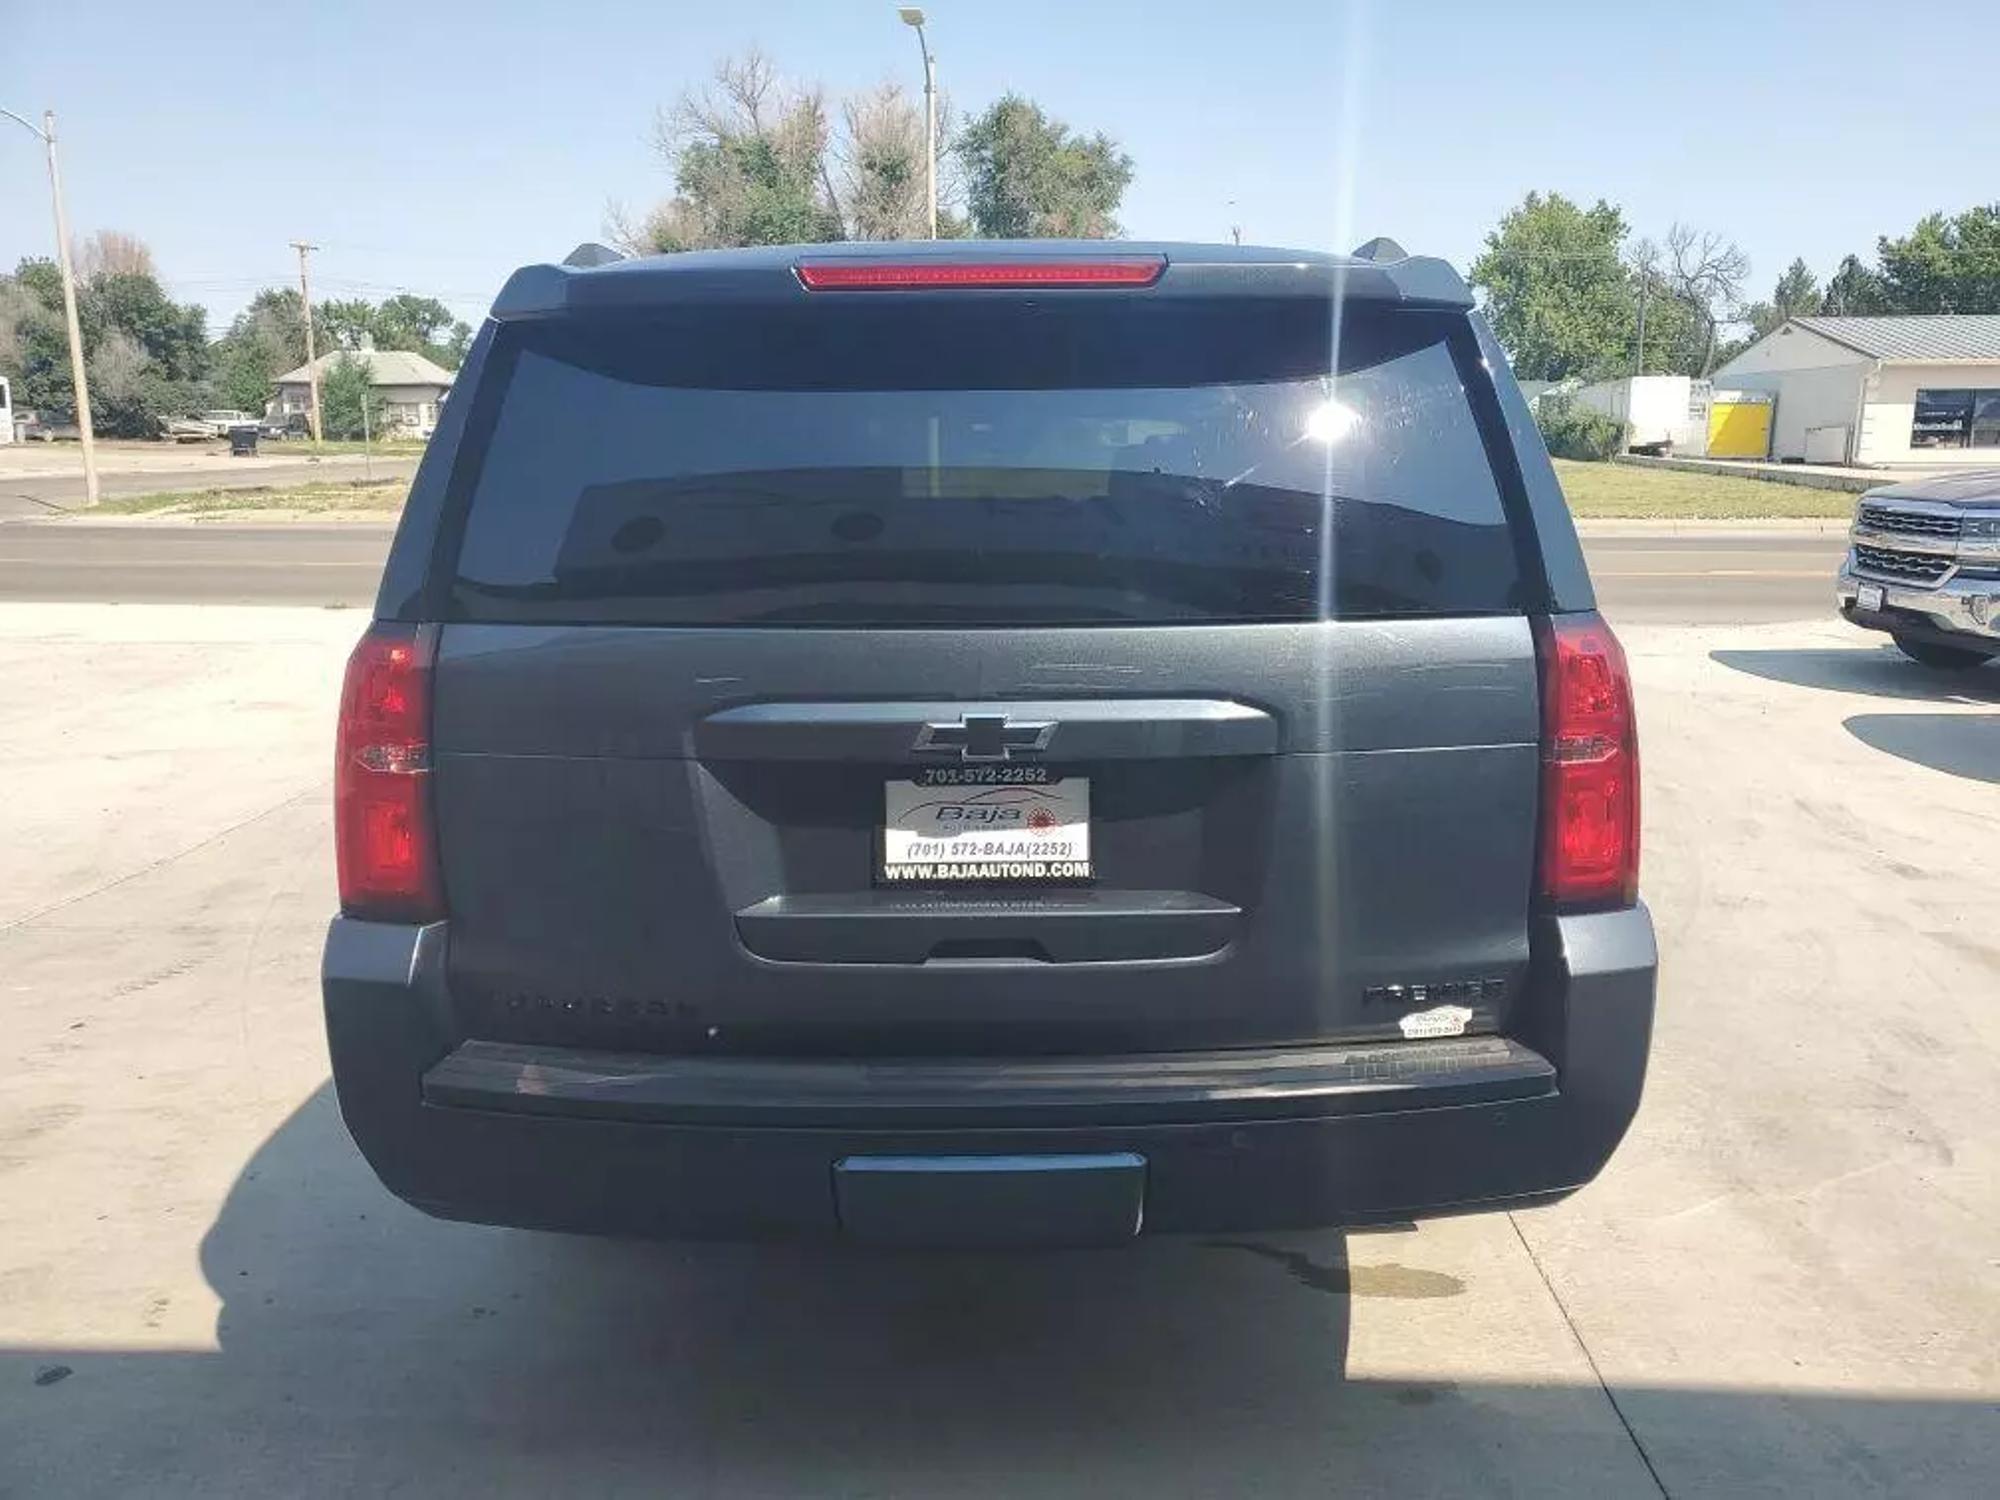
left=3, top=0, right=1992, bottom=332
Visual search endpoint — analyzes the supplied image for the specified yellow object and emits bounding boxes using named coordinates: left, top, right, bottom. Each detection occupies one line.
left=1707, top=399, right=1773, bottom=459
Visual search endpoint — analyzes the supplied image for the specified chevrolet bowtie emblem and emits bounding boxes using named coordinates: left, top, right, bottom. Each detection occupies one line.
left=913, top=713, right=1056, bottom=762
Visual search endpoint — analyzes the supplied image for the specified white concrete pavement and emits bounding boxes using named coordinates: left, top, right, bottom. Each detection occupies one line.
left=0, top=603, right=1996, bottom=1496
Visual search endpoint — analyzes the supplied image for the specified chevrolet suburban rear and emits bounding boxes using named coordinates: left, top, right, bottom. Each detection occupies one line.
left=322, top=240, right=1656, bottom=1247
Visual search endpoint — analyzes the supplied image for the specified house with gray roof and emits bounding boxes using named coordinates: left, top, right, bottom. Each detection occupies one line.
left=272, top=348, right=455, bottom=437
left=1711, top=314, right=2000, bottom=466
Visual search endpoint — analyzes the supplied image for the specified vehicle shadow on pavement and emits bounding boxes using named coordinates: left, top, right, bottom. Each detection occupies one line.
left=9, top=1085, right=2000, bottom=1496
left=1710, top=646, right=2000, bottom=703
left=1844, top=713, right=2000, bottom=783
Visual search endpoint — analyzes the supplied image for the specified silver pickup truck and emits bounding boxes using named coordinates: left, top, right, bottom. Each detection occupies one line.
left=1837, top=470, right=2000, bottom=671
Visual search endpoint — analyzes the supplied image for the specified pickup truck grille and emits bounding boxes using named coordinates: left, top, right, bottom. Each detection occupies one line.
left=1853, top=542, right=1952, bottom=583
left=1858, top=503, right=1961, bottom=540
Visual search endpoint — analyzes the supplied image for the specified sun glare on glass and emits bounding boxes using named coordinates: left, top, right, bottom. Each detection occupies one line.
left=1303, top=399, right=1360, bottom=444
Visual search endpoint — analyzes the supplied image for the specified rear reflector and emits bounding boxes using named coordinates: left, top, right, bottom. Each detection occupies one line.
left=796, top=257, right=1165, bottom=291
left=335, top=623, right=443, bottom=923
left=1535, top=612, right=1640, bottom=910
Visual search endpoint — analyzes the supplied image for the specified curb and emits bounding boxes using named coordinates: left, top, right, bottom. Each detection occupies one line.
left=1610, top=453, right=1881, bottom=494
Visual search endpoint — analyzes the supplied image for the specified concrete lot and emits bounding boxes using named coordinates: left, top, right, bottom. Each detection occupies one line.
left=1, top=602, right=1996, bottom=1497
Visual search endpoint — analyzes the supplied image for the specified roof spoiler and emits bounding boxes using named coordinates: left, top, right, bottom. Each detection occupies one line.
left=494, top=242, right=1474, bottom=320
left=562, top=242, right=625, bottom=269
left=1351, top=237, right=1408, bottom=262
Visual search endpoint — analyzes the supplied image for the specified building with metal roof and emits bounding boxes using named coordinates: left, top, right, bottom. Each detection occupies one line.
left=1712, top=315, right=2000, bottom=466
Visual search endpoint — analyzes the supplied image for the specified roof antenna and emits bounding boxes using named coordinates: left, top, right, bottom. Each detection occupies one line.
left=563, top=242, right=625, bottom=268
left=1351, top=237, right=1407, bottom=262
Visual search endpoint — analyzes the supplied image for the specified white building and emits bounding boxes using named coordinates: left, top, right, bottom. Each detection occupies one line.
left=271, top=349, right=454, bottom=437
left=1710, top=315, right=2000, bottom=467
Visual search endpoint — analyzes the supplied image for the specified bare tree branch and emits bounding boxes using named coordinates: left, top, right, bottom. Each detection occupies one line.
left=601, top=199, right=646, bottom=256
left=72, top=230, right=157, bottom=282
left=1664, top=222, right=1750, bottom=374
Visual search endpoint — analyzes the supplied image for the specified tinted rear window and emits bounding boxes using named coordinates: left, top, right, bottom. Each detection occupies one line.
left=448, top=300, right=1522, bottom=625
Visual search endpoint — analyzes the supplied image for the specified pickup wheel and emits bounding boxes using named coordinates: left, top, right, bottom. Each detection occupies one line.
left=1892, top=634, right=1994, bottom=671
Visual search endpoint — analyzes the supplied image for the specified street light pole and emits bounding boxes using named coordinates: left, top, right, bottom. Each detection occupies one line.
left=897, top=8, right=937, bottom=239
left=2, top=106, right=99, bottom=507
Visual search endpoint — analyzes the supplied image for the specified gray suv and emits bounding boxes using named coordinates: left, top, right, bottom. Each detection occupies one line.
left=323, top=240, right=1656, bottom=1246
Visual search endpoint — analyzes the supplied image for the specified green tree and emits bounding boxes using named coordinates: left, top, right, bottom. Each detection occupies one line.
left=623, top=53, right=1100, bottom=250
left=87, top=330, right=181, bottom=438
left=371, top=294, right=472, bottom=368
left=1876, top=205, right=2000, bottom=313
left=0, top=247, right=209, bottom=435
left=1624, top=238, right=1704, bottom=376
left=635, top=50, right=843, bottom=252
left=89, top=272, right=208, bottom=384
left=319, top=298, right=378, bottom=351
left=436, top=321, right=473, bottom=366
left=956, top=94, right=1132, bottom=239
left=319, top=353, right=379, bottom=440
left=1469, top=192, right=1634, bottom=381
left=1773, top=258, right=1821, bottom=320
left=209, top=288, right=319, bottom=416
left=837, top=83, right=965, bottom=240
left=0, top=261, right=73, bottom=415
left=1821, top=253, right=1890, bottom=315
left=1744, top=257, right=1822, bottom=335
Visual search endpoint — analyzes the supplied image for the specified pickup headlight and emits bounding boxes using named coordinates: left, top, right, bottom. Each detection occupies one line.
left=1959, top=512, right=2000, bottom=539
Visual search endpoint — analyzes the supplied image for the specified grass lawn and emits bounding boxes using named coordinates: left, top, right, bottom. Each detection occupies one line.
left=1554, top=459, right=1856, bottom=520
left=292, top=438, right=430, bottom=457
left=93, top=480, right=408, bottom=518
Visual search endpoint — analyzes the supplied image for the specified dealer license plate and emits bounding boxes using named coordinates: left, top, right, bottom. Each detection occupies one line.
left=880, top=770, right=1093, bottom=884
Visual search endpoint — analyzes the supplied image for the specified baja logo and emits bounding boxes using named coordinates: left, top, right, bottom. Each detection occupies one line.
left=932, top=804, right=1024, bottom=825
left=906, top=785, right=1067, bottom=837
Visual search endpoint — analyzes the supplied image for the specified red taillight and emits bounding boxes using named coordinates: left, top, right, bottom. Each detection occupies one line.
left=335, top=623, right=442, bottom=922
left=1535, top=612, right=1640, bottom=910
left=795, top=257, right=1165, bottom=291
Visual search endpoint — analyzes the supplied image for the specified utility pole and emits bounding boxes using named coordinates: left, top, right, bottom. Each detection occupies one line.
left=291, top=240, right=322, bottom=443
left=898, top=9, right=937, bottom=239
left=359, top=367, right=372, bottom=482
left=2, top=107, right=99, bottom=506
left=1633, top=274, right=1648, bottom=380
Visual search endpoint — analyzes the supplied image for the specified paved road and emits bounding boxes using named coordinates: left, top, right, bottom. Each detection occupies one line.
left=0, top=522, right=1854, bottom=623
left=1587, top=532, right=1849, bottom=625
left=0, top=523, right=396, bottom=606
left=0, top=456, right=418, bottom=515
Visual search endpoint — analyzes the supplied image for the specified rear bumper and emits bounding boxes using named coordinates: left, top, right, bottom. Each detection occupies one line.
left=323, top=907, right=1656, bottom=1242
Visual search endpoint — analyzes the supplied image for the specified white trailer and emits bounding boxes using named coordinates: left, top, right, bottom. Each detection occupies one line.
left=1569, top=375, right=1713, bottom=454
